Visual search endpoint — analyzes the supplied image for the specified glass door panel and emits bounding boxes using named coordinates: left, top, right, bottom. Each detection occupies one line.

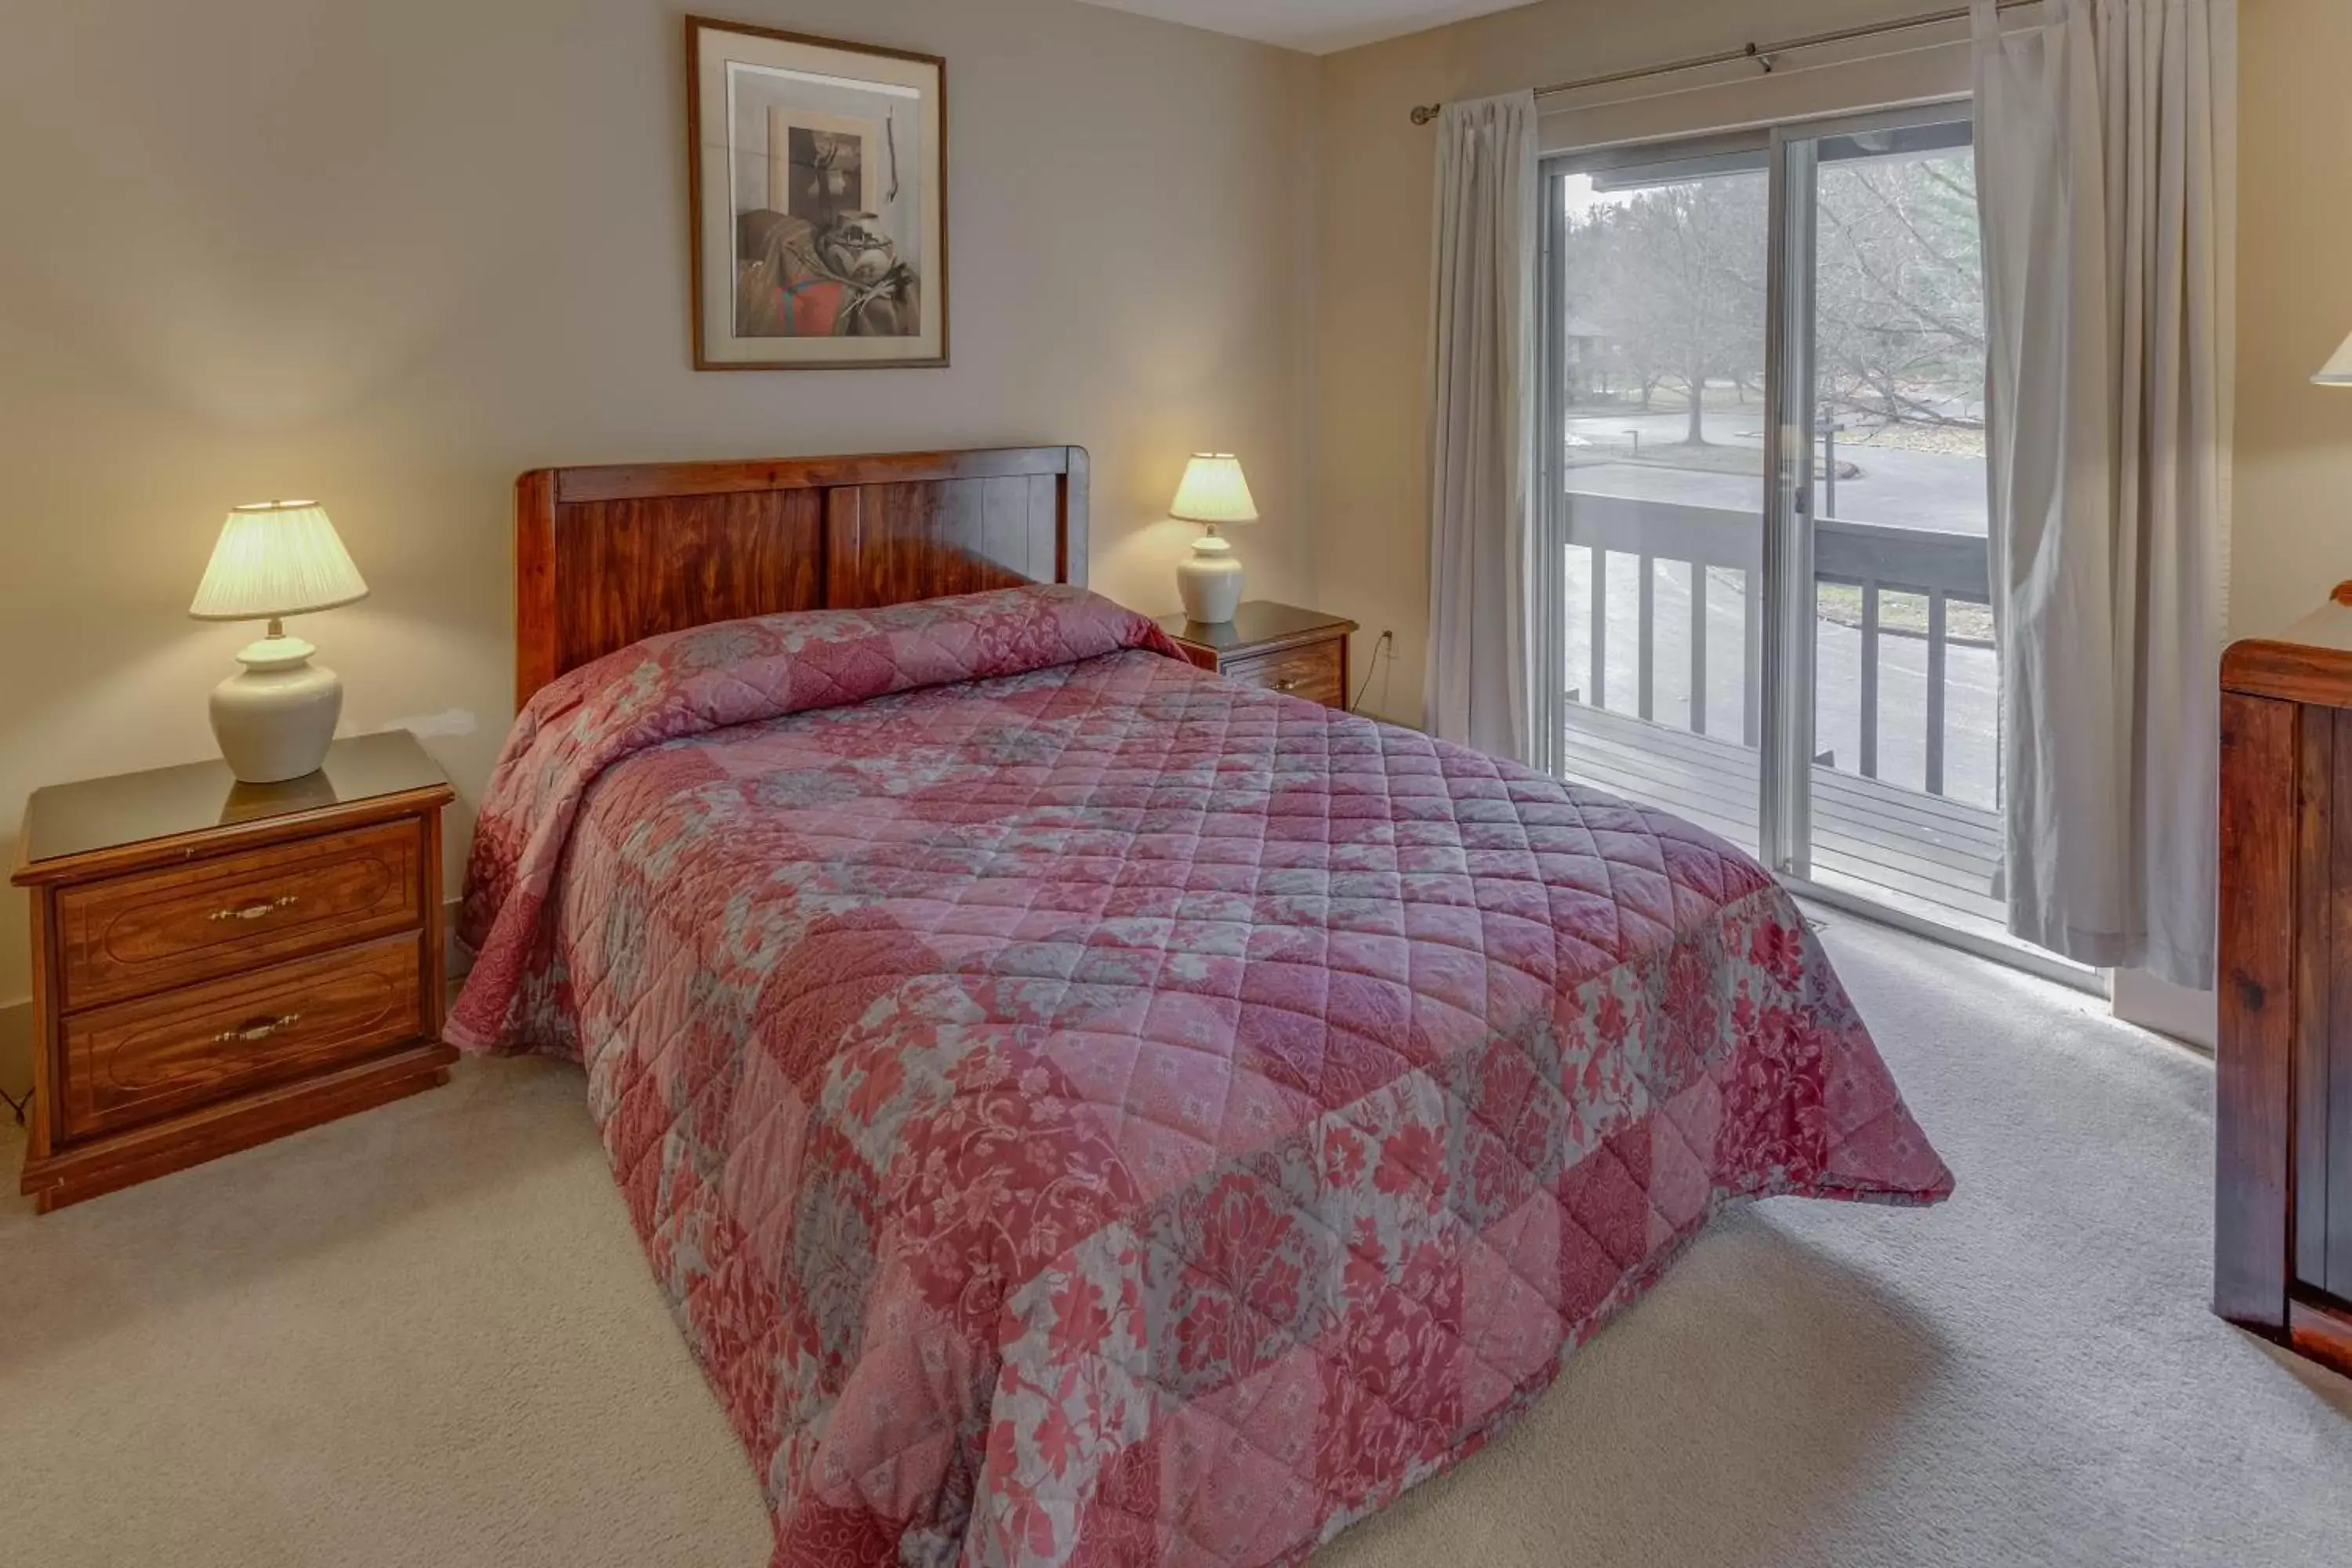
left=1546, top=140, right=1771, bottom=853
left=1777, top=114, right=2008, bottom=941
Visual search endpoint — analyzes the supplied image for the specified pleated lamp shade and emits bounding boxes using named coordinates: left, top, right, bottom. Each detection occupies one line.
left=2315, top=332, right=2352, bottom=387
left=189, top=501, right=370, bottom=622
left=1169, top=455, right=1260, bottom=525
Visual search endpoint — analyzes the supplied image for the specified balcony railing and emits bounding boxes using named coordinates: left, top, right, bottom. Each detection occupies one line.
left=1556, top=492, right=1992, bottom=801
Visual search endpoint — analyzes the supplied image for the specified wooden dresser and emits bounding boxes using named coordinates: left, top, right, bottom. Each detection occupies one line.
left=11, top=730, right=456, bottom=1212
left=2217, top=590, right=2352, bottom=1377
left=1156, top=601, right=1359, bottom=711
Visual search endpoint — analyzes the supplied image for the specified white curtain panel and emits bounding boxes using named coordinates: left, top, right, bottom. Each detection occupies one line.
left=1425, top=91, right=1539, bottom=763
left=1973, top=0, right=2235, bottom=989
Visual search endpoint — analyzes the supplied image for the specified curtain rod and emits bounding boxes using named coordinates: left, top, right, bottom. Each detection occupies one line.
left=1407, top=0, right=2035, bottom=124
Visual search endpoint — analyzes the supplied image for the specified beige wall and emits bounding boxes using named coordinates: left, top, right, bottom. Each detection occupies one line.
left=0, top=0, right=1319, bottom=1049
left=2234, top=0, right=2352, bottom=643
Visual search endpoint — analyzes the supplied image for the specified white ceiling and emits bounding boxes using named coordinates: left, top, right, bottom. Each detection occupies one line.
left=1072, top=0, right=1541, bottom=55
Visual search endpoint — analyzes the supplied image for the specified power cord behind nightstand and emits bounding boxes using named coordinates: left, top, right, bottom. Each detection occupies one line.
left=1349, top=630, right=1395, bottom=714
left=2, top=1085, right=27, bottom=1126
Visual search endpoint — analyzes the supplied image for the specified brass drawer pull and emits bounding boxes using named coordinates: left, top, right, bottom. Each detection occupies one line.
left=214, top=1012, right=303, bottom=1044
left=209, top=893, right=300, bottom=923
left=1274, top=676, right=1305, bottom=692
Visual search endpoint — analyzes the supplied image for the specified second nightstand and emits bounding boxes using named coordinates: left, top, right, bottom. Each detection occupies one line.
left=12, top=730, right=456, bottom=1212
left=1157, top=601, right=1359, bottom=711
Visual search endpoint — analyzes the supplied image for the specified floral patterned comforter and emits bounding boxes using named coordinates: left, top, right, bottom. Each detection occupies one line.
left=449, top=585, right=1951, bottom=1568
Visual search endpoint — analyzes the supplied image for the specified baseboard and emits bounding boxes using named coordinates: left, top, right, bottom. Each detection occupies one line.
left=0, top=898, right=467, bottom=1108
left=2109, top=965, right=2217, bottom=1052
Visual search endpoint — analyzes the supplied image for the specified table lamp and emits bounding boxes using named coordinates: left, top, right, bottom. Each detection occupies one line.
left=1171, top=453, right=1258, bottom=625
left=2316, top=332, right=2352, bottom=386
left=188, top=500, right=370, bottom=783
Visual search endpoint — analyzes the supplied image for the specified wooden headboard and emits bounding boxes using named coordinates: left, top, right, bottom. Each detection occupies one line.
left=514, top=445, right=1089, bottom=705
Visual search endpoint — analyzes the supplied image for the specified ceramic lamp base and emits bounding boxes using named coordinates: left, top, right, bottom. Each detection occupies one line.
left=210, top=634, right=343, bottom=784
left=1177, top=532, right=1244, bottom=624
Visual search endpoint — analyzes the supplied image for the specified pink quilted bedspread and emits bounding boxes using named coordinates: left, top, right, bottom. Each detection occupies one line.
left=450, top=586, right=1950, bottom=1568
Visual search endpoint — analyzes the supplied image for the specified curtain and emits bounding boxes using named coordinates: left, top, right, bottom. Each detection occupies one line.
left=1972, top=0, right=2235, bottom=989
left=1425, top=92, right=1539, bottom=763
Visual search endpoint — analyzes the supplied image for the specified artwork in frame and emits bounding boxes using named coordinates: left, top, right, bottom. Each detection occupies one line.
left=687, top=16, right=947, bottom=370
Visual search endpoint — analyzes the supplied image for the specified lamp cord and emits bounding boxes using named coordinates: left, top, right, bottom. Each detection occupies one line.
left=1349, top=630, right=1396, bottom=714
left=1, top=1084, right=26, bottom=1126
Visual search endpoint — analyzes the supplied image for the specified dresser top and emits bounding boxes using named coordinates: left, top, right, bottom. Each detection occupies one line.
left=17, top=730, right=450, bottom=877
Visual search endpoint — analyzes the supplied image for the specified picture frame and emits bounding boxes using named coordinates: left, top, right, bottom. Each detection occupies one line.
left=685, top=15, right=949, bottom=371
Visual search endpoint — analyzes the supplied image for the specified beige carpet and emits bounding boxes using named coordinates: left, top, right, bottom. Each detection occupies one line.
left=3, top=917, right=2348, bottom=1567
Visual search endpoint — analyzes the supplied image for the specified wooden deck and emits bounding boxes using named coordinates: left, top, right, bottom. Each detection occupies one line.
left=1558, top=701, right=2006, bottom=937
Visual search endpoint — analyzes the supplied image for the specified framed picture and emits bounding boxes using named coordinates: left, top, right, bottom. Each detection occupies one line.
left=686, top=16, right=947, bottom=370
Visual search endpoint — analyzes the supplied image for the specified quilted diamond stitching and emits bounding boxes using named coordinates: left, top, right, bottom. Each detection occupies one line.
left=447, top=586, right=1953, bottom=1568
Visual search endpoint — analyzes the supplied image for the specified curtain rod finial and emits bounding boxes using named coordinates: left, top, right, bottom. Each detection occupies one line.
left=1410, top=103, right=1443, bottom=125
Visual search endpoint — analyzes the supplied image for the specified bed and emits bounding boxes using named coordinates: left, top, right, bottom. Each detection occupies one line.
left=451, top=446, right=1951, bottom=1567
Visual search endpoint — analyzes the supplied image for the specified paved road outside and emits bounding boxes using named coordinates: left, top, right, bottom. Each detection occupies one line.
left=1564, top=410, right=1989, bottom=535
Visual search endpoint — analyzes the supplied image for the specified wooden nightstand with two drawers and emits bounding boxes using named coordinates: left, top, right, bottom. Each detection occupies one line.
left=1156, top=601, right=1359, bottom=711
left=11, top=730, right=456, bottom=1212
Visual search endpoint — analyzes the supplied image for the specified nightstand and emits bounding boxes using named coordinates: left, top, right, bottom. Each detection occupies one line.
left=11, top=730, right=456, bottom=1212
left=1157, top=601, right=1359, bottom=710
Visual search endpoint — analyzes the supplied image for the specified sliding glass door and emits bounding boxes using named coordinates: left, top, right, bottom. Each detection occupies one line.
left=1541, top=105, right=2016, bottom=953
left=1774, top=113, right=2003, bottom=937
left=1541, top=135, right=1773, bottom=854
